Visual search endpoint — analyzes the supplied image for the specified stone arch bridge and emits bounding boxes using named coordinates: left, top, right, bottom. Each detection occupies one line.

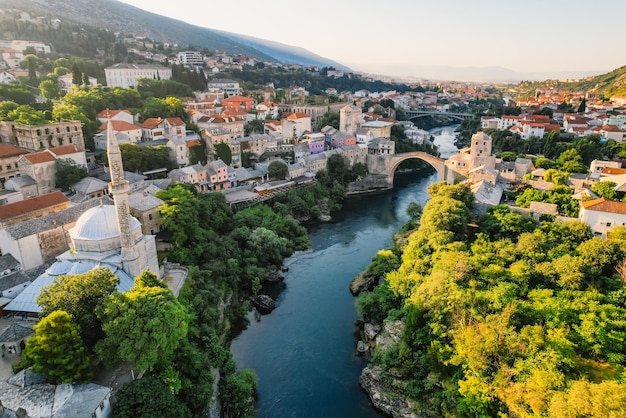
left=366, top=152, right=455, bottom=185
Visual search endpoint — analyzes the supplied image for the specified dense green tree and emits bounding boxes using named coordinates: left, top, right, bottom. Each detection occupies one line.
left=71, top=62, right=82, bottom=85
left=112, top=376, right=191, bottom=418
left=326, top=153, right=350, bottom=184
left=23, top=311, right=93, bottom=383
left=54, top=158, right=89, bottom=191
left=24, top=54, right=38, bottom=79
left=7, top=105, right=48, bottom=125
left=213, top=142, right=232, bottom=165
left=557, top=148, right=586, bottom=173
left=38, top=79, right=61, bottom=100
left=97, top=273, right=189, bottom=373
left=104, top=143, right=175, bottom=173
left=38, top=267, right=118, bottom=348
left=318, top=110, right=340, bottom=129
left=245, top=119, right=264, bottom=135
left=220, top=364, right=258, bottom=418
left=268, top=160, right=288, bottom=180
left=591, top=181, right=618, bottom=200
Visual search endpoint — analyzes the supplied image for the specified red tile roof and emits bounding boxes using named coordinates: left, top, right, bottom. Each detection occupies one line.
left=186, top=140, right=201, bottom=148
left=141, top=118, right=163, bottom=129
left=23, top=151, right=55, bottom=164
left=284, top=112, right=310, bottom=120
left=98, top=120, right=141, bottom=132
left=49, top=144, right=84, bottom=156
left=165, top=117, right=185, bottom=126
left=582, top=197, right=626, bottom=215
left=0, top=191, right=69, bottom=220
left=96, top=109, right=131, bottom=119
left=0, top=143, right=28, bottom=158
left=602, top=167, right=626, bottom=175
left=223, top=95, right=254, bottom=103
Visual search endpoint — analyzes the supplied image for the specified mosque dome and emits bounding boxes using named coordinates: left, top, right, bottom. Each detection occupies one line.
left=70, top=205, right=142, bottom=252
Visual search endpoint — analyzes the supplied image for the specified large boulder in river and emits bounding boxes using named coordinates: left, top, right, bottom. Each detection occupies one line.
left=349, top=272, right=378, bottom=295
left=254, top=294, right=276, bottom=313
left=356, top=340, right=369, bottom=355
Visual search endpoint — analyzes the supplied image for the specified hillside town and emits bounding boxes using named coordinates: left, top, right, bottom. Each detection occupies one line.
left=1, top=20, right=626, bottom=416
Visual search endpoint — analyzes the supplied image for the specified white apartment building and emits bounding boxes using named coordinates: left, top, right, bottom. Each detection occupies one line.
left=104, top=63, right=172, bottom=88
left=177, top=51, right=204, bottom=67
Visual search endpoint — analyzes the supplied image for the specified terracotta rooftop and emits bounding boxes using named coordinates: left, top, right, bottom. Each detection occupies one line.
left=98, top=120, right=140, bottom=132
left=0, top=191, right=69, bottom=220
left=49, top=144, right=84, bottom=156
left=22, top=151, right=55, bottom=164
left=165, top=117, right=185, bottom=126
left=581, top=197, right=626, bottom=215
left=0, top=143, right=28, bottom=158
left=95, top=109, right=131, bottom=119
left=141, top=118, right=163, bottom=129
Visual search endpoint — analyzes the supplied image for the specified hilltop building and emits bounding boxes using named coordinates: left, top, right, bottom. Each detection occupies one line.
left=104, top=63, right=172, bottom=88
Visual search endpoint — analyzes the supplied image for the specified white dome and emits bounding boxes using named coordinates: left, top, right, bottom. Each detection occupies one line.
left=71, top=205, right=141, bottom=241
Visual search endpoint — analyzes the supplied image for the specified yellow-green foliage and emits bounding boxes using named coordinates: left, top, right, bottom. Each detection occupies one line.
left=376, top=187, right=626, bottom=417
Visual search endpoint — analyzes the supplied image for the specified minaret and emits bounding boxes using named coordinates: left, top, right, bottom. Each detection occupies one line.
left=106, top=119, right=140, bottom=277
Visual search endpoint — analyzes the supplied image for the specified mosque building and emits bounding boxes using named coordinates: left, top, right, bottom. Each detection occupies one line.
left=5, top=121, right=160, bottom=314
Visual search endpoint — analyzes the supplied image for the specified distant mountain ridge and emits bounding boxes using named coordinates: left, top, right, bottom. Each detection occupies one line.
left=0, top=0, right=348, bottom=69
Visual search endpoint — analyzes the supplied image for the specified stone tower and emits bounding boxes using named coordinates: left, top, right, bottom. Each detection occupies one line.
left=106, top=120, right=141, bottom=278
left=469, top=131, right=492, bottom=157
left=340, top=102, right=362, bottom=135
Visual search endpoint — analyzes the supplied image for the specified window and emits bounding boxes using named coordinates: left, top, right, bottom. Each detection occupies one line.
left=606, top=222, right=612, bottom=227
left=148, top=214, right=153, bottom=220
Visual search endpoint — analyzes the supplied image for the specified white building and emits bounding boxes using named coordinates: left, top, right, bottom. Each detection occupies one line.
left=206, top=78, right=242, bottom=96
left=177, top=51, right=204, bottom=67
left=104, top=63, right=172, bottom=88
left=579, top=197, right=626, bottom=237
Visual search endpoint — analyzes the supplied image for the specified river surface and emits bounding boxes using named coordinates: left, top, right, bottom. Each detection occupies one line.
left=230, top=126, right=460, bottom=418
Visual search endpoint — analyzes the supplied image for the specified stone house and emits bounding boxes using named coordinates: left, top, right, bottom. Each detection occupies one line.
left=13, top=121, right=84, bottom=151
left=367, top=137, right=395, bottom=155
left=360, top=120, right=393, bottom=139
left=168, top=137, right=189, bottom=167
left=281, top=112, right=312, bottom=139
left=207, top=159, right=229, bottom=190
left=95, top=121, right=142, bottom=149
left=0, top=193, right=99, bottom=271
left=0, top=143, right=28, bottom=187
left=222, top=95, right=255, bottom=112
left=168, top=164, right=209, bottom=192
left=128, top=185, right=164, bottom=236
left=16, top=151, right=57, bottom=195
left=141, top=117, right=166, bottom=141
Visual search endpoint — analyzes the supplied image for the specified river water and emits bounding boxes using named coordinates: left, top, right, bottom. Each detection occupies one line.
left=230, top=126, right=459, bottom=418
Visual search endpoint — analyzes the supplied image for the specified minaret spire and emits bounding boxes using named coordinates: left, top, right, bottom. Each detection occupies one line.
left=106, top=115, right=140, bottom=276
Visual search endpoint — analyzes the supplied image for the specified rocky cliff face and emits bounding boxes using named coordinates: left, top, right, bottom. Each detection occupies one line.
left=360, top=366, right=417, bottom=418
left=358, top=319, right=437, bottom=418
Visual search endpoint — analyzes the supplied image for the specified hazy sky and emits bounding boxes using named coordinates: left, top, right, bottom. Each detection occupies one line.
left=118, top=0, right=626, bottom=77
